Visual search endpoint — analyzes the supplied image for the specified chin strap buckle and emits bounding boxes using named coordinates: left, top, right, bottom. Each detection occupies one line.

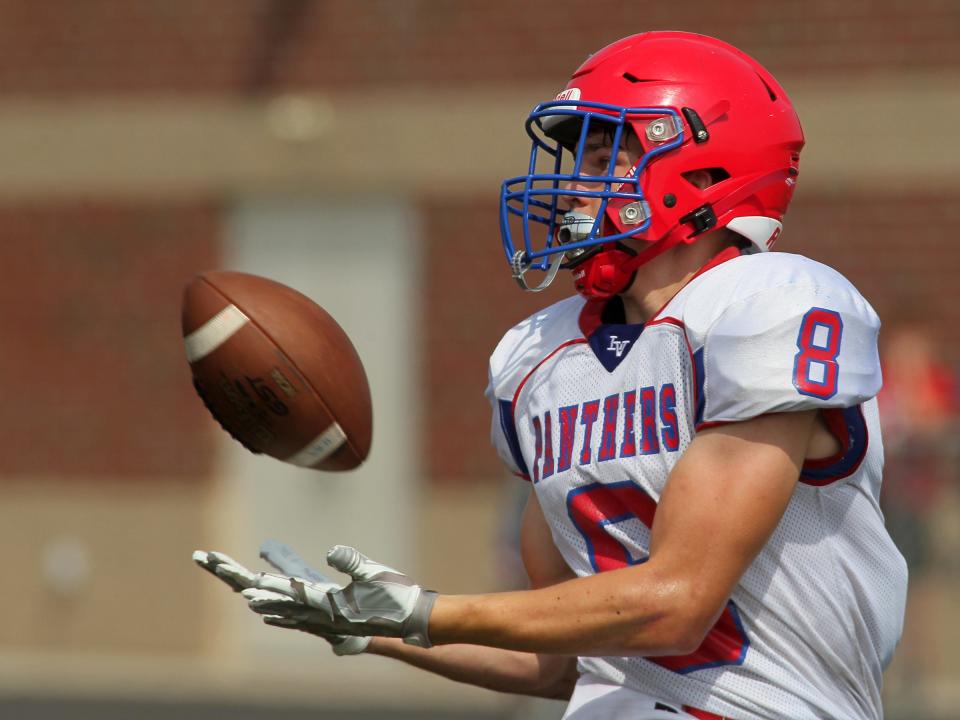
left=679, top=204, right=717, bottom=237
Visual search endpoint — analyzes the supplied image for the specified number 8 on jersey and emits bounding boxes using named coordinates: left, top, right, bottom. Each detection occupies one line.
left=793, top=307, right=843, bottom=399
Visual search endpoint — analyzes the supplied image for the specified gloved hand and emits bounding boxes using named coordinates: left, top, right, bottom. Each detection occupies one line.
left=242, top=545, right=438, bottom=648
left=192, top=542, right=369, bottom=655
left=258, top=540, right=371, bottom=656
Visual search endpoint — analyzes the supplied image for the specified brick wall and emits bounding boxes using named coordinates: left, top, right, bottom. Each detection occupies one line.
left=1, top=0, right=957, bottom=95
left=0, top=201, right=220, bottom=477
left=790, top=192, right=960, bottom=344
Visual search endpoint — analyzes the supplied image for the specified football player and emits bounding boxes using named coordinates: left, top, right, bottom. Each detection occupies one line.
left=196, top=31, right=907, bottom=720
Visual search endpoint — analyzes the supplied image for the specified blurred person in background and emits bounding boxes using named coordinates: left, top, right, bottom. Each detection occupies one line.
left=197, top=32, right=907, bottom=720
left=879, top=325, right=956, bottom=570
left=877, top=324, right=958, bottom=708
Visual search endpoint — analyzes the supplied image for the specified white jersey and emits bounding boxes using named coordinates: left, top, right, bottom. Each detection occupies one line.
left=487, top=252, right=908, bottom=720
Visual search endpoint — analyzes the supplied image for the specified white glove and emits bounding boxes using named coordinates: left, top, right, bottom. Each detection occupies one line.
left=258, top=540, right=370, bottom=656
left=192, top=544, right=369, bottom=656
left=242, top=545, right=438, bottom=648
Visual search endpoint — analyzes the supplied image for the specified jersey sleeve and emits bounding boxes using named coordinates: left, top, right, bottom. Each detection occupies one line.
left=484, top=295, right=587, bottom=479
left=696, top=266, right=882, bottom=425
left=485, top=367, right=529, bottom=479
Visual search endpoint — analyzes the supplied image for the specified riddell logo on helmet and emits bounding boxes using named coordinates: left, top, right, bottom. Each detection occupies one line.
left=555, top=88, right=581, bottom=102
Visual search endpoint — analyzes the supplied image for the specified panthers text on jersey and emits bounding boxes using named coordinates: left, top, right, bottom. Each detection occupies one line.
left=486, top=250, right=908, bottom=720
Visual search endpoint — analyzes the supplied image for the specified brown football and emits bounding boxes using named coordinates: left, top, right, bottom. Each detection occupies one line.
left=181, top=271, right=372, bottom=471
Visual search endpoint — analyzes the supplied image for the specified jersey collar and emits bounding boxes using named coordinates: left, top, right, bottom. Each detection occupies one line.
left=578, top=245, right=742, bottom=338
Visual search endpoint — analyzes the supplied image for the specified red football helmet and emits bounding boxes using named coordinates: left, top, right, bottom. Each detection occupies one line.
left=499, top=31, right=804, bottom=298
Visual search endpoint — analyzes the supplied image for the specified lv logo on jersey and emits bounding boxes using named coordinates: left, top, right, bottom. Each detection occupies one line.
left=530, top=384, right=681, bottom=483
left=588, top=323, right=645, bottom=372
left=606, top=335, right=631, bottom=357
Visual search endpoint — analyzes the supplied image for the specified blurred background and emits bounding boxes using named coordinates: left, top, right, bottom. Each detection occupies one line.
left=0, top=1, right=957, bottom=718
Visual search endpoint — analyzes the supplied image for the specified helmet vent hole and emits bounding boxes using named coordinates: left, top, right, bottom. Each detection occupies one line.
left=756, top=73, right=778, bottom=101
left=622, top=72, right=655, bottom=84
left=682, top=168, right=730, bottom=189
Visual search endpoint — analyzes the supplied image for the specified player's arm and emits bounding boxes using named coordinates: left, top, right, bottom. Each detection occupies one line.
left=233, top=410, right=814, bottom=656
left=362, top=491, right=578, bottom=699
left=199, top=494, right=579, bottom=699
left=363, top=639, right=577, bottom=699
left=430, top=409, right=816, bottom=655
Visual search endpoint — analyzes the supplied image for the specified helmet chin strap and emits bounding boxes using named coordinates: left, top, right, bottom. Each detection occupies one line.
left=571, top=247, right=638, bottom=299
left=511, top=248, right=565, bottom=293
left=512, top=206, right=704, bottom=297
left=511, top=210, right=600, bottom=293
left=555, top=210, right=647, bottom=299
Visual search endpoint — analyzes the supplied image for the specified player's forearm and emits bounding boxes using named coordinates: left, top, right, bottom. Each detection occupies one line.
left=428, top=564, right=703, bottom=657
left=365, top=637, right=577, bottom=700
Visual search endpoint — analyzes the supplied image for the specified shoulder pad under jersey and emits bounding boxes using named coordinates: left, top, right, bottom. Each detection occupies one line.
left=665, top=253, right=882, bottom=425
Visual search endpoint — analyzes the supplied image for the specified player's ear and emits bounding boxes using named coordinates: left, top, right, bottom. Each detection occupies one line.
left=682, top=169, right=714, bottom=190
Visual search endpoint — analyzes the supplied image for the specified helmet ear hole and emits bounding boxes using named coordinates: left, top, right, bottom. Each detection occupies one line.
left=682, top=168, right=730, bottom=189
